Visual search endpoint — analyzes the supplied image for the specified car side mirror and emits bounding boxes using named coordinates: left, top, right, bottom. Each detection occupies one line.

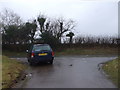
left=26, top=50, right=29, bottom=53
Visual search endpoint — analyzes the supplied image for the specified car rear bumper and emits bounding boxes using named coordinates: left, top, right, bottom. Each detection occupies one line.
left=29, top=56, right=54, bottom=63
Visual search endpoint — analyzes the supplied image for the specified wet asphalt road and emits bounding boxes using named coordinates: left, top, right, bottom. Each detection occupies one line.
left=13, top=55, right=117, bottom=88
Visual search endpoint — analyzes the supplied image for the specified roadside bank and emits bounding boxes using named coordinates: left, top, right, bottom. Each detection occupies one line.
left=102, top=58, right=119, bottom=87
left=2, top=56, right=27, bottom=88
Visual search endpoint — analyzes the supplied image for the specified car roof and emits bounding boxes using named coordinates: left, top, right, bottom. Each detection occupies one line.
left=33, top=44, right=49, bottom=46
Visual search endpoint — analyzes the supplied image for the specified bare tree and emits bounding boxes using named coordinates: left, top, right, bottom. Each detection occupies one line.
left=37, top=14, right=46, bottom=33
left=0, top=8, right=22, bottom=34
left=36, top=15, right=75, bottom=43
left=0, top=8, right=22, bottom=26
left=48, top=18, right=75, bottom=42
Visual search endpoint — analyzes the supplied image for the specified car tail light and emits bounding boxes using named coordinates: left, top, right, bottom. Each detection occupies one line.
left=52, top=51, right=54, bottom=56
left=31, top=53, right=34, bottom=57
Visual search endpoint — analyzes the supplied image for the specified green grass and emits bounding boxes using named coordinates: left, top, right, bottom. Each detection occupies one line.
left=2, top=50, right=26, bottom=57
left=2, top=55, right=26, bottom=88
left=3, top=47, right=118, bottom=57
left=55, top=47, right=118, bottom=56
left=102, top=57, right=119, bottom=87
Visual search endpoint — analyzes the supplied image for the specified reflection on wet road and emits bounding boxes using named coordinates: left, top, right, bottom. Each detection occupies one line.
left=13, top=56, right=117, bottom=88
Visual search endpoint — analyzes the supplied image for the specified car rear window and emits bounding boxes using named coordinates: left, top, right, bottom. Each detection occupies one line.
left=33, top=45, right=51, bottom=51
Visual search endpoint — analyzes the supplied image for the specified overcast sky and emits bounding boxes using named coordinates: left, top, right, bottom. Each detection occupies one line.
left=0, top=0, right=119, bottom=37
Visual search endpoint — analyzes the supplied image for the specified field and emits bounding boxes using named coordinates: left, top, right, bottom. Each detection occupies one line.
left=56, top=47, right=118, bottom=56
left=3, top=47, right=118, bottom=57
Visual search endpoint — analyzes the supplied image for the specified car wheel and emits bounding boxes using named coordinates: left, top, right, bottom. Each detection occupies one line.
left=28, top=59, right=30, bottom=62
left=50, top=60, right=53, bottom=64
left=29, top=62, right=34, bottom=66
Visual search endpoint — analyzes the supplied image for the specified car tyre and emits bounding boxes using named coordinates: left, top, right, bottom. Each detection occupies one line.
left=50, top=60, right=53, bottom=64
left=28, top=59, right=30, bottom=62
left=29, top=62, right=34, bottom=66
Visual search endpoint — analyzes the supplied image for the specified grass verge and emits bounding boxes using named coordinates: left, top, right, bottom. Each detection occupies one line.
left=102, top=57, right=119, bottom=87
left=2, top=55, right=26, bottom=88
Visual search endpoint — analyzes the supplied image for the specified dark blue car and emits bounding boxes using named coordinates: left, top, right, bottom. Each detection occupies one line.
left=26, top=44, right=54, bottom=65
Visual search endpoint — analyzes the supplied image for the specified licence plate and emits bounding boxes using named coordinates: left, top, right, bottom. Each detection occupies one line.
left=38, top=53, right=47, bottom=56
